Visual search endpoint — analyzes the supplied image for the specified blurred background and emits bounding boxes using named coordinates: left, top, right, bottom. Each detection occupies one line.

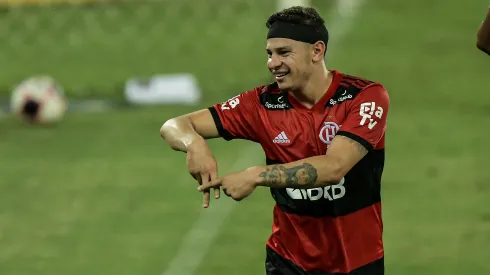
left=1, top=0, right=490, bottom=274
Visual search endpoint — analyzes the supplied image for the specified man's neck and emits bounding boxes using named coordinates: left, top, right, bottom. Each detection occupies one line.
left=289, top=67, right=333, bottom=109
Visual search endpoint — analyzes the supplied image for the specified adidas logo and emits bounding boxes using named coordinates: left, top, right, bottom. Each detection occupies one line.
left=273, top=131, right=291, bottom=144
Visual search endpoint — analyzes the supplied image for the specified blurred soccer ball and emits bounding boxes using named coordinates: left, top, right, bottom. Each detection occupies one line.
left=10, top=76, right=67, bottom=124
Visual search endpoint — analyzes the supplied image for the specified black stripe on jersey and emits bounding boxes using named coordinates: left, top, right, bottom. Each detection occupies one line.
left=266, top=149, right=384, bottom=218
left=265, top=247, right=385, bottom=275
left=340, top=79, right=372, bottom=89
left=266, top=247, right=384, bottom=275
left=325, top=85, right=363, bottom=107
left=340, top=80, right=363, bottom=90
left=336, top=131, right=374, bottom=152
left=340, top=75, right=374, bottom=88
left=259, top=90, right=293, bottom=110
left=326, top=75, right=376, bottom=108
left=208, top=107, right=234, bottom=141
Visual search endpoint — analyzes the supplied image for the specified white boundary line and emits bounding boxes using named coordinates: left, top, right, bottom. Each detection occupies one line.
left=161, top=142, right=264, bottom=275
left=161, top=1, right=365, bottom=274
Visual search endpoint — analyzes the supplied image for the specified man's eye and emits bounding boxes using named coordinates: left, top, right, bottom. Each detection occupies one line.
left=279, top=51, right=290, bottom=56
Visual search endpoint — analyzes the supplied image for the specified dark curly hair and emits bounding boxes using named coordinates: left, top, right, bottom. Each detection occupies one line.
left=266, top=6, right=325, bottom=28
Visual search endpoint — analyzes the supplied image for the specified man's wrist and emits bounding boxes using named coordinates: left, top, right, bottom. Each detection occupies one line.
left=186, top=135, right=207, bottom=153
left=245, top=166, right=268, bottom=187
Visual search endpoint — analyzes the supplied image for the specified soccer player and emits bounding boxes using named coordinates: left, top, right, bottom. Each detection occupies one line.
left=477, top=5, right=490, bottom=55
left=160, top=6, right=389, bottom=275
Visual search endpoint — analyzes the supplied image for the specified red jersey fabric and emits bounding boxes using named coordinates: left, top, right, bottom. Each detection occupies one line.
left=208, top=70, right=389, bottom=274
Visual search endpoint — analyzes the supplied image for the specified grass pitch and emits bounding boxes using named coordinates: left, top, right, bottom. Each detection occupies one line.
left=1, top=0, right=490, bottom=274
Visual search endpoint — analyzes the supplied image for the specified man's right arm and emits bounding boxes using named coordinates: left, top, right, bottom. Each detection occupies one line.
left=160, top=88, right=262, bottom=152
left=160, top=109, right=219, bottom=153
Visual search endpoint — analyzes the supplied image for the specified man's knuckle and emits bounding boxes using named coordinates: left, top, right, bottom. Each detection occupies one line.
left=189, top=168, right=199, bottom=174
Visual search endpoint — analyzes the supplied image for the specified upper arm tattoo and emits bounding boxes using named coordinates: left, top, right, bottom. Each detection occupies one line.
left=335, top=135, right=369, bottom=155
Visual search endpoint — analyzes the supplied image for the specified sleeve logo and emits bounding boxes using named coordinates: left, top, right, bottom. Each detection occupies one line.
left=221, top=95, right=240, bottom=110
left=359, top=102, right=383, bottom=129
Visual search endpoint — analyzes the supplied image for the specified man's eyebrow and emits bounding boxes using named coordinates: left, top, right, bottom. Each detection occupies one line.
left=266, top=46, right=291, bottom=52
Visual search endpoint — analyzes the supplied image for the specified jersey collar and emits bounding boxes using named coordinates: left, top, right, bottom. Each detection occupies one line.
left=287, top=70, right=342, bottom=112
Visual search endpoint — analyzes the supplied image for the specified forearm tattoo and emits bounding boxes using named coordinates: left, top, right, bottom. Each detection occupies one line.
left=259, top=163, right=318, bottom=187
left=259, top=166, right=282, bottom=186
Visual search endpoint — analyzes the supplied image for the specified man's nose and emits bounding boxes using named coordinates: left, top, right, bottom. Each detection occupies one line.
left=268, top=55, right=282, bottom=70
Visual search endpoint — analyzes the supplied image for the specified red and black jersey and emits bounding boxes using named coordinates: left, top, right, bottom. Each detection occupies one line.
left=208, top=70, right=389, bottom=275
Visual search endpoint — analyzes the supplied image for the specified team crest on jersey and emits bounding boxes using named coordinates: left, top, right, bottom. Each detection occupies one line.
left=319, top=122, right=340, bottom=146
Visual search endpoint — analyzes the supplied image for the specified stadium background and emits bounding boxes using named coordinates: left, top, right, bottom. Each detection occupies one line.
left=1, top=0, right=490, bottom=274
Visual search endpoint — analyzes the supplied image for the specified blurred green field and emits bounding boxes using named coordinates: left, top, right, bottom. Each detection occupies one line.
left=2, top=0, right=490, bottom=274
left=0, top=0, right=337, bottom=99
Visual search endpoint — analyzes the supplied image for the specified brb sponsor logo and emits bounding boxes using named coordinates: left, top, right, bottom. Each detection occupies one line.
left=319, top=122, right=340, bottom=146
left=286, top=177, right=346, bottom=201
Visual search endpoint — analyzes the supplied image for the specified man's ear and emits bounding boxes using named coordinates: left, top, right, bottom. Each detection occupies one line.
left=312, top=41, right=326, bottom=62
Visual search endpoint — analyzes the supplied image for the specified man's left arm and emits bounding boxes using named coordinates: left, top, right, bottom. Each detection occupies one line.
left=251, top=84, right=390, bottom=189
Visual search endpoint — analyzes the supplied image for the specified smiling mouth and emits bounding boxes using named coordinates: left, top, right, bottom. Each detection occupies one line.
left=274, top=72, right=289, bottom=80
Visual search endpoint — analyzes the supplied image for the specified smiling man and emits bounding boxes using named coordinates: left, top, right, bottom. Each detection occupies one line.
left=160, top=6, right=390, bottom=275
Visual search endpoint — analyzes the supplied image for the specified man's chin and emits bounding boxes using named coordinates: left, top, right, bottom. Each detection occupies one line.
left=276, top=81, right=291, bottom=91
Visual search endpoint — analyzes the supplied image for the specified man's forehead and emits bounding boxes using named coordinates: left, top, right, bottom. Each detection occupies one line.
left=266, top=38, right=309, bottom=50
left=266, top=38, right=296, bottom=49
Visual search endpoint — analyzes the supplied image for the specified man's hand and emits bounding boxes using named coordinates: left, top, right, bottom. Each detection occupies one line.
left=186, top=139, right=221, bottom=208
left=198, top=168, right=257, bottom=201
left=160, top=109, right=223, bottom=208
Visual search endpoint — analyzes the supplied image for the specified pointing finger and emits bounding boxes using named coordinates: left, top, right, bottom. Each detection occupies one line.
left=198, top=178, right=222, bottom=192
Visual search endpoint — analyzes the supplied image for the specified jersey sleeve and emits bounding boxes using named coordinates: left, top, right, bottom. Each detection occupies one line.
left=336, top=84, right=390, bottom=152
left=207, top=88, right=262, bottom=142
